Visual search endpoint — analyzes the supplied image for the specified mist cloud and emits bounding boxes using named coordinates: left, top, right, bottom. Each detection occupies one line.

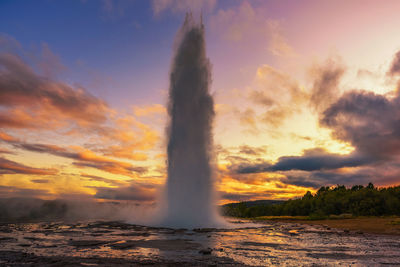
left=389, top=50, right=400, bottom=76
left=94, top=183, right=156, bottom=202
left=0, top=185, right=51, bottom=198
left=152, top=0, right=216, bottom=16
left=309, top=57, right=345, bottom=113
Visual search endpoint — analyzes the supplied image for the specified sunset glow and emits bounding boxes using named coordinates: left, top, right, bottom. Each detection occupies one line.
left=2, top=0, right=400, bottom=204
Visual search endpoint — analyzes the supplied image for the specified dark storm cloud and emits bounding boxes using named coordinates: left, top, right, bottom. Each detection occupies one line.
left=225, top=156, right=270, bottom=174
left=223, top=53, right=400, bottom=193
left=325, top=51, right=400, bottom=151
left=279, top=171, right=358, bottom=189
left=278, top=51, right=400, bottom=187
left=235, top=149, right=371, bottom=174
left=389, top=50, right=400, bottom=76
left=0, top=157, right=57, bottom=175
left=269, top=152, right=371, bottom=172
left=283, top=168, right=387, bottom=189
left=321, top=90, right=400, bottom=158
left=234, top=161, right=271, bottom=174
left=309, top=57, right=345, bottom=112
left=0, top=52, right=108, bottom=128
left=216, top=145, right=268, bottom=172
left=278, top=156, right=400, bottom=189
left=280, top=169, right=369, bottom=189
left=280, top=175, right=321, bottom=188
left=271, top=51, right=400, bottom=187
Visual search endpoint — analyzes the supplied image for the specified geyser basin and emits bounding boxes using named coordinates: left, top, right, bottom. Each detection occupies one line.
left=161, top=13, right=224, bottom=229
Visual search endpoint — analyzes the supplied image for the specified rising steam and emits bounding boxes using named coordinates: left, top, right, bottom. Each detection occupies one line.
left=161, top=13, right=224, bottom=229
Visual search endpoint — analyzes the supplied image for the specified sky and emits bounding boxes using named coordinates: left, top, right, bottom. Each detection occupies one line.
left=1, top=0, right=400, bottom=204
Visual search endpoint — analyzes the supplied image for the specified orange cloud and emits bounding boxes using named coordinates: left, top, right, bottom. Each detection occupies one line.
left=80, top=173, right=127, bottom=187
left=0, top=132, right=18, bottom=142
left=0, top=52, right=109, bottom=131
left=133, top=104, right=166, bottom=117
left=0, top=47, right=161, bottom=170
left=217, top=171, right=313, bottom=203
left=0, top=157, right=57, bottom=175
left=64, top=146, right=149, bottom=177
left=72, top=148, right=147, bottom=176
left=100, top=115, right=159, bottom=160
left=1, top=136, right=148, bottom=178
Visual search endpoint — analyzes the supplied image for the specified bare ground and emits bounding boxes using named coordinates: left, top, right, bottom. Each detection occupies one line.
left=254, top=216, right=400, bottom=235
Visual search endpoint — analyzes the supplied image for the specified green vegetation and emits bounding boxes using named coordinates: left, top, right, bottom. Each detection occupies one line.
left=222, top=183, right=400, bottom=219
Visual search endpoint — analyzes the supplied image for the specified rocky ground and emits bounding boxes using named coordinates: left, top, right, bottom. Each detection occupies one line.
left=1, top=220, right=400, bottom=266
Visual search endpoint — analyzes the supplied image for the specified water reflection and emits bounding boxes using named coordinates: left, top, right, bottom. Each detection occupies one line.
left=0, top=219, right=399, bottom=266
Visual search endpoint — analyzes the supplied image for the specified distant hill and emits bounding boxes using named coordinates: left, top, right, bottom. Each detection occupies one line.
left=222, top=199, right=284, bottom=208
left=221, top=199, right=285, bottom=217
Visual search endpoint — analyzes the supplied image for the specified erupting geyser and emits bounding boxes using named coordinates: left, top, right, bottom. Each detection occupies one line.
left=161, top=14, right=223, bottom=229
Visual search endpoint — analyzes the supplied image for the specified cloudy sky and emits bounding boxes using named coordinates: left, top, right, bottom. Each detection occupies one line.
left=1, top=0, right=400, bottom=204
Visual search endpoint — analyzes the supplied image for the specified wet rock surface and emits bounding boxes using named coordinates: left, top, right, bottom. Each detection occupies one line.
left=0, top=219, right=400, bottom=266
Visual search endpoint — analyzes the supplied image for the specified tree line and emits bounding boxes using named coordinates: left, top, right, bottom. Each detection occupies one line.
left=221, top=183, right=400, bottom=218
